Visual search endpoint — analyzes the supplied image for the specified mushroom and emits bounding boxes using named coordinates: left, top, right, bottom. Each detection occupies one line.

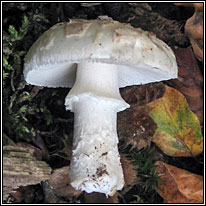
left=24, top=18, right=178, bottom=196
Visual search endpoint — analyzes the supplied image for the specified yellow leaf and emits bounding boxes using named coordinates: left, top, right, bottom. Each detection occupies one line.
left=147, top=86, right=203, bottom=156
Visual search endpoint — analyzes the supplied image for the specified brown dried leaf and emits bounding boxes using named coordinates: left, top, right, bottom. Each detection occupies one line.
left=175, top=3, right=203, bottom=61
left=156, top=161, right=203, bottom=203
left=48, top=166, right=82, bottom=198
left=169, top=47, right=203, bottom=124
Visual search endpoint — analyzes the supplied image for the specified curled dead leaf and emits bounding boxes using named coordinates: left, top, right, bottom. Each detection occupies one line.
left=156, top=161, right=203, bottom=203
left=174, top=3, right=203, bottom=61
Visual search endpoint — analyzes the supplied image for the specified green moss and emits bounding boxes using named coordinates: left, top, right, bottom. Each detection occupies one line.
left=3, top=6, right=53, bottom=142
left=128, top=146, right=162, bottom=203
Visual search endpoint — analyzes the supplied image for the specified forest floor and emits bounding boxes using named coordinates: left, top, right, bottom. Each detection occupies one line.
left=2, top=2, right=204, bottom=204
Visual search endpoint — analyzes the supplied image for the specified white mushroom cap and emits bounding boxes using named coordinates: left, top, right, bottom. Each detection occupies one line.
left=24, top=18, right=177, bottom=88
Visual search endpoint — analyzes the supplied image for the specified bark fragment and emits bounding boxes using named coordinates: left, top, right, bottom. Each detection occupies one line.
left=3, top=145, right=52, bottom=200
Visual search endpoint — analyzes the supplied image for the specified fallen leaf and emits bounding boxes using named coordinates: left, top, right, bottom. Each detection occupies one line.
left=48, top=166, right=82, bottom=198
left=168, top=47, right=203, bottom=124
left=156, top=161, right=203, bottom=203
left=174, top=3, right=203, bottom=61
left=147, top=86, right=203, bottom=157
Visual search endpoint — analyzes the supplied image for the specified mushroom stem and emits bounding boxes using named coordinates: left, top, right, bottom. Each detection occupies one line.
left=65, top=62, right=129, bottom=196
